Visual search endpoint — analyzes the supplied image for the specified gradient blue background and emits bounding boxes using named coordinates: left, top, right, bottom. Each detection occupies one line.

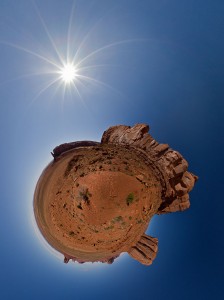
left=0, top=0, right=223, bottom=299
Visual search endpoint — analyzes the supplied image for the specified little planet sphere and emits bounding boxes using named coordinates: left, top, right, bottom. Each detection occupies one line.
left=33, top=124, right=197, bottom=266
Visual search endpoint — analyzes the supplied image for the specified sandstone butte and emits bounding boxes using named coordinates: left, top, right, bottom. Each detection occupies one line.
left=34, top=124, right=198, bottom=266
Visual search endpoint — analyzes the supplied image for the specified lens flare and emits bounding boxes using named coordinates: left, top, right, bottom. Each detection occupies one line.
left=59, top=63, right=77, bottom=84
left=0, top=1, right=138, bottom=108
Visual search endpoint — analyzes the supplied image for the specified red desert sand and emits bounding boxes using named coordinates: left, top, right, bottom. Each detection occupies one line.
left=34, top=124, right=197, bottom=266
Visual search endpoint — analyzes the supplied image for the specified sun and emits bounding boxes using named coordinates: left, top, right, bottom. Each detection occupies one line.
left=59, top=63, right=77, bottom=84
left=1, top=2, right=136, bottom=103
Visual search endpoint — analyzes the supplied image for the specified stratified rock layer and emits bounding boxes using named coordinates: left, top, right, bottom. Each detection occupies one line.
left=128, top=234, right=158, bottom=266
left=34, top=124, right=197, bottom=266
left=101, top=124, right=198, bottom=215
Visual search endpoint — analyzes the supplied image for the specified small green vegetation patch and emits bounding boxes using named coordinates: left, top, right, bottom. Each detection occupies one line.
left=79, top=188, right=92, bottom=204
left=136, top=219, right=143, bottom=224
left=113, top=216, right=123, bottom=222
left=126, top=193, right=135, bottom=206
left=105, top=225, right=114, bottom=230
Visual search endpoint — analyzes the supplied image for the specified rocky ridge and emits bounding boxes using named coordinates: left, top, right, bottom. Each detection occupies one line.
left=101, top=123, right=197, bottom=265
left=101, top=124, right=198, bottom=214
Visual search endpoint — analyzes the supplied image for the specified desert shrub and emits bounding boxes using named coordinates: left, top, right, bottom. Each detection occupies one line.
left=114, top=216, right=123, bottom=222
left=77, top=204, right=82, bottom=210
left=137, top=219, right=143, bottom=224
left=126, top=193, right=134, bottom=205
left=105, top=225, right=114, bottom=230
left=79, top=188, right=92, bottom=204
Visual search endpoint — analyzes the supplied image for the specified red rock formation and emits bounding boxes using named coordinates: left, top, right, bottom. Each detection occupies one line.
left=102, top=123, right=198, bottom=215
left=128, top=234, right=158, bottom=266
left=34, top=123, right=197, bottom=267
left=52, top=141, right=99, bottom=159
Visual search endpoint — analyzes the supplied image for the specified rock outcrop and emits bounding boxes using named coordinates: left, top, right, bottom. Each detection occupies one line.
left=128, top=234, right=158, bottom=266
left=51, top=141, right=99, bottom=160
left=102, top=123, right=198, bottom=215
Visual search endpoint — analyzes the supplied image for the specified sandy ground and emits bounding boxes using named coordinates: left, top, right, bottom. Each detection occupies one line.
left=34, top=144, right=162, bottom=262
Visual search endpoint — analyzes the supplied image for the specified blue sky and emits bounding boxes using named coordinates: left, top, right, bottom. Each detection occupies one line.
left=0, top=0, right=224, bottom=299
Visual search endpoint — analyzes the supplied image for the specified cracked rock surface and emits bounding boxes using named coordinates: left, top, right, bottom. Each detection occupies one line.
left=34, top=124, right=197, bottom=266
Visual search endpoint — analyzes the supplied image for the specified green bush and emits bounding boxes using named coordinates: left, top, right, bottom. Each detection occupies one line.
left=126, top=193, right=134, bottom=205
left=113, top=216, right=123, bottom=222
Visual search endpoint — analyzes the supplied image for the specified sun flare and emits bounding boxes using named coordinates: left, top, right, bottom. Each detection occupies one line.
left=59, top=63, right=77, bottom=84
left=0, top=1, right=134, bottom=105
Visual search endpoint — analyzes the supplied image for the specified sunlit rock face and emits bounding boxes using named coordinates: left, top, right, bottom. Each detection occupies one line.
left=34, top=124, right=197, bottom=266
